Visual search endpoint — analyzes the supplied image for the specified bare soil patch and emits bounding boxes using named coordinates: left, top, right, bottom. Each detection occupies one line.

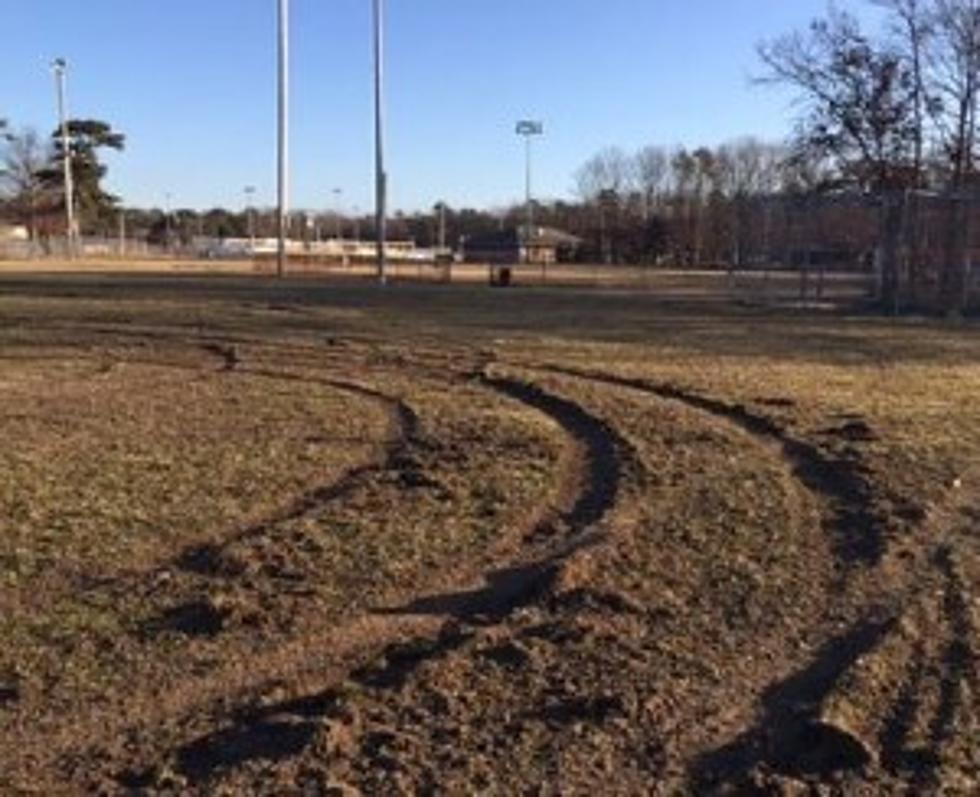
left=0, top=274, right=976, bottom=793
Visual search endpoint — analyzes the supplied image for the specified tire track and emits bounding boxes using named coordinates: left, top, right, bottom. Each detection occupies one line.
left=138, top=368, right=424, bottom=639
left=103, top=370, right=632, bottom=791
left=510, top=363, right=918, bottom=788
left=530, top=363, right=887, bottom=569
left=0, top=350, right=433, bottom=788
left=166, top=371, right=420, bottom=576
left=689, top=467, right=979, bottom=790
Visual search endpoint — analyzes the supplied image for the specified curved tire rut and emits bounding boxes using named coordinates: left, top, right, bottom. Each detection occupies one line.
left=516, top=363, right=976, bottom=790
left=0, top=354, right=425, bottom=786
left=55, top=365, right=633, bottom=792
left=530, top=362, right=887, bottom=569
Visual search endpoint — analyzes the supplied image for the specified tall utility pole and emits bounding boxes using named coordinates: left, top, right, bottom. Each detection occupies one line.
left=515, top=120, right=543, bottom=263
left=164, top=192, right=173, bottom=253
left=244, top=185, right=256, bottom=252
left=333, top=187, right=344, bottom=240
left=52, top=59, right=76, bottom=258
left=437, top=201, right=447, bottom=250
left=373, top=0, right=388, bottom=285
left=277, top=0, right=290, bottom=278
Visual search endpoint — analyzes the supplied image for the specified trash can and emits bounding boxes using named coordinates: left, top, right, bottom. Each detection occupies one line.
left=491, top=266, right=512, bottom=287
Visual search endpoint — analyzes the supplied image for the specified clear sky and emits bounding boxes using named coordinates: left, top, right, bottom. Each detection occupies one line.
left=0, top=1, right=883, bottom=213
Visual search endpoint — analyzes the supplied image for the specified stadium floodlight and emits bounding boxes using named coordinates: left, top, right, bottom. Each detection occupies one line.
left=277, top=0, right=290, bottom=278
left=164, top=192, right=173, bottom=252
left=244, top=186, right=257, bottom=252
left=374, top=0, right=388, bottom=285
left=333, top=187, right=344, bottom=240
left=51, top=58, right=76, bottom=259
left=515, top=120, right=544, bottom=262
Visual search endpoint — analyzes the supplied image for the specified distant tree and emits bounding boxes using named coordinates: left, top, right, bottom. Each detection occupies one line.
left=929, top=0, right=980, bottom=309
left=201, top=207, right=247, bottom=239
left=575, top=148, right=636, bottom=262
left=38, top=119, right=125, bottom=234
left=574, top=147, right=634, bottom=201
left=635, top=145, right=671, bottom=218
left=759, top=9, right=919, bottom=191
left=1, top=128, right=50, bottom=240
left=634, top=146, right=670, bottom=220
left=874, top=0, right=934, bottom=184
left=759, top=7, right=920, bottom=307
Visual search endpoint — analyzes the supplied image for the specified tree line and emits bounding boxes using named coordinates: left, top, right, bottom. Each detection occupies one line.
left=1, top=117, right=124, bottom=241
left=3, top=0, right=978, bottom=311
left=758, top=0, right=980, bottom=313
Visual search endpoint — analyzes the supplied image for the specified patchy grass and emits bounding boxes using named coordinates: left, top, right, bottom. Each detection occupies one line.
left=0, top=274, right=976, bottom=793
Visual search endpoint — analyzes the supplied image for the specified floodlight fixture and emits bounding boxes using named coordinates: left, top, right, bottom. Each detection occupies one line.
left=51, top=58, right=76, bottom=258
left=374, top=0, right=388, bottom=284
left=515, top=120, right=544, bottom=261
left=277, top=0, right=289, bottom=278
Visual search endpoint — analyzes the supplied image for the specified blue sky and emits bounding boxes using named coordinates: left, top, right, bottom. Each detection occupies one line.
left=0, top=1, right=882, bottom=213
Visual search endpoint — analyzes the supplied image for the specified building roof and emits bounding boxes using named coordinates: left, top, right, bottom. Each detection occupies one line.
left=0, top=224, right=29, bottom=242
left=466, top=226, right=581, bottom=250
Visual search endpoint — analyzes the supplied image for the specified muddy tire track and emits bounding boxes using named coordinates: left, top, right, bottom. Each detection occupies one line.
left=136, top=368, right=424, bottom=639
left=0, top=352, right=434, bottom=787
left=689, top=473, right=979, bottom=790
left=50, top=363, right=422, bottom=619
left=531, top=363, right=888, bottom=569
left=100, top=370, right=633, bottom=792
left=512, top=363, right=928, bottom=788
left=164, top=370, right=421, bottom=579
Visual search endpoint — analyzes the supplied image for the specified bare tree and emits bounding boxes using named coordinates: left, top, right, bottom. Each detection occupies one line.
left=873, top=0, right=937, bottom=298
left=716, top=138, right=776, bottom=267
left=635, top=145, right=670, bottom=219
left=575, top=148, right=635, bottom=262
left=1, top=128, right=50, bottom=241
left=921, top=0, right=980, bottom=309
left=760, top=9, right=919, bottom=190
left=876, top=0, right=935, bottom=182
left=574, top=147, right=634, bottom=200
left=930, top=0, right=980, bottom=184
left=759, top=7, right=920, bottom=308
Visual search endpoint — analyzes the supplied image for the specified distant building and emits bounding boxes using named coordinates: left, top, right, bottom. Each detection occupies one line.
left=463, top=226, right=581, bottom=265
left=0, top=224, right=29, bottom=242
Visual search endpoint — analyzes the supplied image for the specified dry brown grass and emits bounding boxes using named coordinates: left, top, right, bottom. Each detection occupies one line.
left=0, top=273, right=976, bottom=793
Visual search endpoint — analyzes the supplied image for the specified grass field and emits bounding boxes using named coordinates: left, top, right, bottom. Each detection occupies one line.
left=0, top=271, right=977, bottom=793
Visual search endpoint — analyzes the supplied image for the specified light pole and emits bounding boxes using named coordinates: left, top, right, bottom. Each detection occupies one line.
left=277, top=0, right=290, bottom=278
left=244, top=185, right=256, bottom=252
left=52, top=58, right=76, bottom=258
left=164, top=192, right=172, bottom=253
left=516, top=120, right=543, bottom=264
left=118, top=209, right=126, bottom=257
left=435, top=201, right=447, bottom=251
left=333, top=187, right=343, bottom=240
left=373, top=0, right=387, bottom=285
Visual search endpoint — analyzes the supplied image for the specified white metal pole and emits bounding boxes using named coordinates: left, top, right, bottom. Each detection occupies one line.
left=334, top=187, right=343, bottom=240
left=374, top=0, right=388, bottom=285
left=515, top=121, right=543, bottom=265
left=525, top=135, right=533, bottom=256
left=165, top=192, right=172, bottom=253
left=53, top=59, right=76, bottom=259
left=245, top=185, right=256, bottom=253
left=277, top=0, right=290, bottom=279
